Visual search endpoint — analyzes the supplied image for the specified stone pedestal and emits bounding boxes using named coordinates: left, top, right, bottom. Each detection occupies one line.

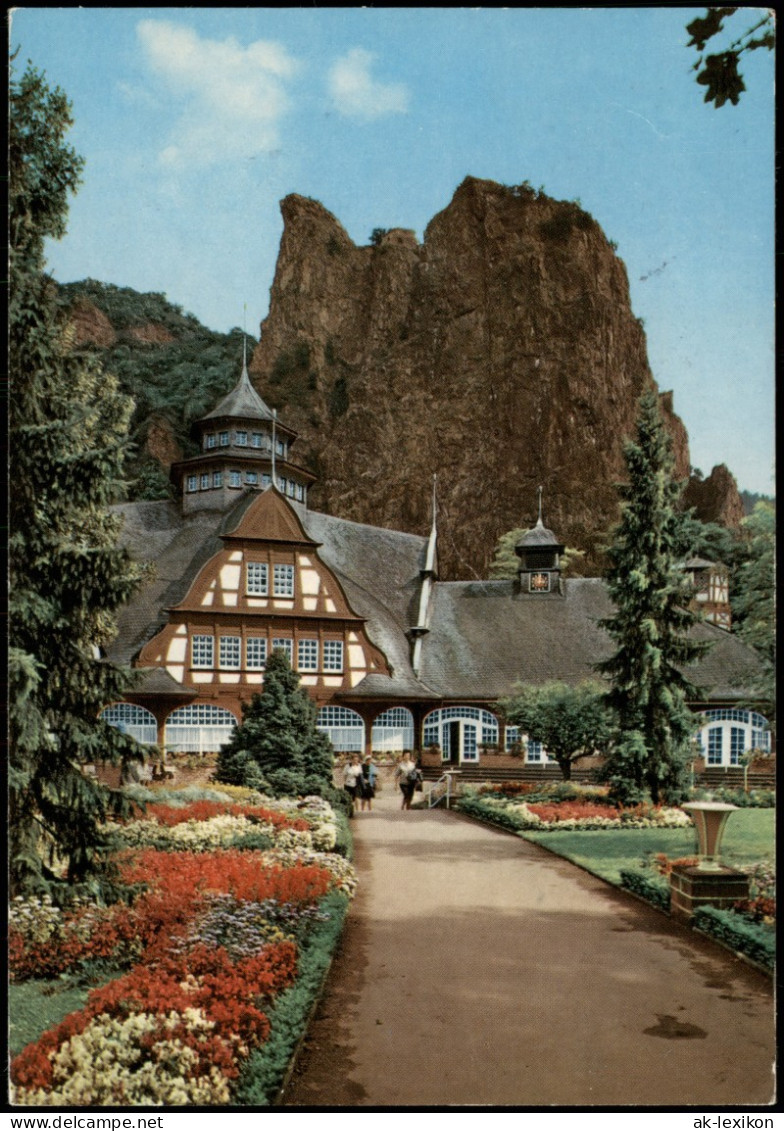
left=669, top=864, right=749, bottom=924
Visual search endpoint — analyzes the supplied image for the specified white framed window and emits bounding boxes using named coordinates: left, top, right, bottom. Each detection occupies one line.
left=101, top=703, right=157, bottom=744
left=251, top=432, right=265, bottom=449
left=191, top=634, right=214, bottom=668
left=272, top=637, right=293, bottom=663
left=187, top=475, right=198, bottom=493
left=218, top=431, right=230, bottom=447
left=205, top=434, right=216, bottom=450
left=235, top=431, right=248, bottom=446
left=245, top=471, right=258, bottom=486
left=246, top=637, right=267, bottom=670
left=317, top=706, right=364, bottom=753
left=276, top=439, right=285, bottom=456
left=165, top=704, right=237, bottom=754
left=229, top=470, right=242, bottom=488
left=298, top=638, right=318, bottom=671
left=273, top=563, right=295, bottom=597
left=279, top=478, right=288, bottom=495
left=707, top=727, right=723, bottom=765
left=246, top=561, right=268, bottom=595
left=287, top=480, right=296, bottom=498
left=295, top=483, right=305, bottom=501
left=212, top=471, right=223, bottom=488
left=261, top=473, right=272, bottom=489
left=323, top=640, right=344, bottom=672
left=219, top=635, right=241, bottom=669
left=200, top=474, right=210, bottom=490
left=730, top=727, right=746, bottom=766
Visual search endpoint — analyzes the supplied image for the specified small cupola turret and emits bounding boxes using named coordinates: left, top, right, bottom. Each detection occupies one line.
left=170, top=336, right=316, bottom=515
left=515, top=488, right=565, bottom=595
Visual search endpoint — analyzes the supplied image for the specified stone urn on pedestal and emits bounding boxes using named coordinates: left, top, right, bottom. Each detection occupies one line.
left=669, top=802, right=749, bottom=923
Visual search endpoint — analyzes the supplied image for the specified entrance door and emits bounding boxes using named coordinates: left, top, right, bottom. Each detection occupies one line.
left=445, top=720, right=478, bottom=764
left=447, top=721, right=460, bottom=764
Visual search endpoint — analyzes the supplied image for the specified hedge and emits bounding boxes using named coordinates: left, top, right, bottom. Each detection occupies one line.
left=619, top=869, right=671, bottom=911
left=692, top=906, right=776, bottom=972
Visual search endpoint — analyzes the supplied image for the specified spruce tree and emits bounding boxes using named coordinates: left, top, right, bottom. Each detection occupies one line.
left=215, top=650, right=336, bottom=798
left=596, top=390, right=710, bottom=805
left=9, top=65, right=144, bottom=897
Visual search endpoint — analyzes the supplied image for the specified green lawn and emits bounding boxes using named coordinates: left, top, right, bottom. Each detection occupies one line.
left=520, top=808, right=775, bottom=886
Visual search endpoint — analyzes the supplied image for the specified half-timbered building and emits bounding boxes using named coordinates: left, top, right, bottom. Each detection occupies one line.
left=102, top=353, right=772, bottom=775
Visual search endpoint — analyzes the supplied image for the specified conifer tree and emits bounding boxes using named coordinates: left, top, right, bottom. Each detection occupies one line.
left=596, top=390, right=710, bottom=805
left=215, top=650, right=335, bottom=798
left=9, top=65, right=144, bottom=896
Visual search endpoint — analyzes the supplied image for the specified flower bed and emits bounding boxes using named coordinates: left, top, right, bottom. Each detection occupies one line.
left=457, top=790, right=691, bottom=832
left=10, top=791, right=355, bottom=1106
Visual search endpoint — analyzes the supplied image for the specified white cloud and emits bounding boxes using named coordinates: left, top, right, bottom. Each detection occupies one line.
left=136, top=20, right=300, bottom=168
left=328, top=48, right=409, bottom=120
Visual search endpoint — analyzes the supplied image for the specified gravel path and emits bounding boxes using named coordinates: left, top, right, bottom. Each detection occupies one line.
left=281, top=786, right=775, bottom=1108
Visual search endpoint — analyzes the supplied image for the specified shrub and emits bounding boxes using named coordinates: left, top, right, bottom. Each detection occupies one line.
left=619, top=869, right=671, bottom=911
left=692, top=906, right=775, bottom=971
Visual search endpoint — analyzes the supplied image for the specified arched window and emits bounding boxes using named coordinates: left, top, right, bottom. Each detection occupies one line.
left=371, top=707, right=414, bottom=752
left=695, top=708, right=771, bottom=767
left=423, top=707, right=499, bottom=763
left=165, top=704, right=237, bottom=754
left=100, top=703, right=157, bottom=744
left=317, top=706, right=365, bottom=753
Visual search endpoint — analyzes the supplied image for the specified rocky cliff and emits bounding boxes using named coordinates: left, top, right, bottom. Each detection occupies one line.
left=250, top=177, right=709, bottom=578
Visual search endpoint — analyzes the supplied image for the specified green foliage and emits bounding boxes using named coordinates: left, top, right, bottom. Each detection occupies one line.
left=55, top=279, right=253, bottom=493
left=731, top=502, right=775, bottom=720
left=702, top=787, right=775, bottom=809
left=369, top=227, right=390, bottom=246
left=501, top=681, right=614, bottom=781
left=686, top=9, right=774, bottom=108
left=233, top=890, right=350, bottom=1105
left=596, top=390, right=711, bottom=806
left=619, top=869, right=671, bottom=911
left=692, top=906, right=775, bottom=971
left=9, top=65, right=145, bottom=897
left=215, top=651, right=335, bottom=799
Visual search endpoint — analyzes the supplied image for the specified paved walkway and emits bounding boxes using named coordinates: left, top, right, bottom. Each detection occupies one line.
left=281, top=785, right=776, bottom=1108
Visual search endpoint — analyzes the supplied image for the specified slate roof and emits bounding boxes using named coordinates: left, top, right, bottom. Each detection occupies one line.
left=202, top=361, right=275, bottom=423
left=107, top=495, right=764, bottom=707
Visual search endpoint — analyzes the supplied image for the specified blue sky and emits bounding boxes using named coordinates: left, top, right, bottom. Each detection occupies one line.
left=10, top=7, right=775, bottom=496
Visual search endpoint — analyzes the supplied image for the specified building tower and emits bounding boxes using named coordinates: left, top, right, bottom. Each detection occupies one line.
left=170, top=341, right=316, bottom=514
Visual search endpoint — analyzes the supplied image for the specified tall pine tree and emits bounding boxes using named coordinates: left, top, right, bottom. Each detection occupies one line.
left=596, top=390, right=710, bottom=805
left=9, top=65, right=144, bottom=897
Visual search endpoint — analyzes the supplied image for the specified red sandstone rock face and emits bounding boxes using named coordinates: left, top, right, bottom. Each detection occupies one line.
left=68, top=297, right=117, bottom=348
left=683, top=464, right=745, bottom=529
left=250, top=177, right=699, bottom=578
left=145, top=414, right=183, bottom=470
left=128, top=323, right=177, bottom=345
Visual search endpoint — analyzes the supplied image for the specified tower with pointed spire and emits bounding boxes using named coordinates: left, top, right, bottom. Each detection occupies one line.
left=170, top=340, right=316, bottom=514
left=514, top=487, right=565, bottom=595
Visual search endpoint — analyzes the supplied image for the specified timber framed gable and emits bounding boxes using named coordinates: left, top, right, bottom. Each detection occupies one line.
left=135, top=488, right=390, bottom=704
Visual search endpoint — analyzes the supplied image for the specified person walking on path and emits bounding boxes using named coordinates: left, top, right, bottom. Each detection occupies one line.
left=357, top=755, right=378, bottom=811
left=394, top=750, right=420, bottom=810
left=343, top=754, right=363, bottom=813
